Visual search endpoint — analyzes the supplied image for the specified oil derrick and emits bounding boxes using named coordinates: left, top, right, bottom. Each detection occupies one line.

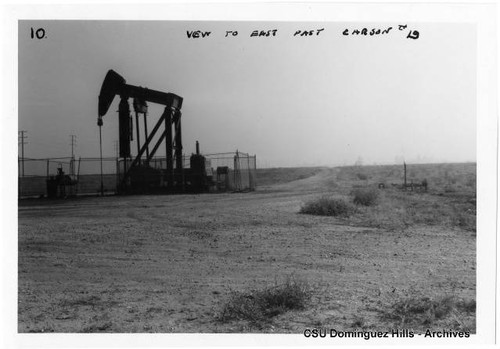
left=97, top=70, right=183, bottom=193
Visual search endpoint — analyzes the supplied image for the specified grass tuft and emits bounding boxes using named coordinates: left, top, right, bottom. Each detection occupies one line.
left=382, top=295, right=475, bottom=330
left=352, top=188, right=380, bottom=206
left=218, top=276, right=312, bottom=326
left=300, top=196, right=354, bottom=217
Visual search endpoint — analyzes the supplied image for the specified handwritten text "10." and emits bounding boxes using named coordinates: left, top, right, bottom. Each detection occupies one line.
left=30, top=27, right=47, bottom=39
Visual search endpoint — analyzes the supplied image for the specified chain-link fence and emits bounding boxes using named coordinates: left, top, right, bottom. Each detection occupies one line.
left=18, top=151, right=256, bottom=198
left=18, top=157, right=119, bottom=198
left=204, top=151, right=256, bottom=192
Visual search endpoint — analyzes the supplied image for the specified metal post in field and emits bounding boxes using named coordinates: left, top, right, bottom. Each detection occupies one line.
left=404, top=162, right=407, bottom=190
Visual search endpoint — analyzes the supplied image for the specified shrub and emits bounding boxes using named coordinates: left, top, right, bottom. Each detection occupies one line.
left=382, top=295, right=476, bottom=330
left=455, top=212, right=476, bottom=232
left=300, top=196, right=353, bottom=217
left=218, top=276, right=311, bottom=325
left=352, top=188, right=379, bottom=206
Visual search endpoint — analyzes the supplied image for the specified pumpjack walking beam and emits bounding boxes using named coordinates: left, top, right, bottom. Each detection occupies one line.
left=98, top=70, right=182, bottom=117
left=98, top=70, right=183, bottom=191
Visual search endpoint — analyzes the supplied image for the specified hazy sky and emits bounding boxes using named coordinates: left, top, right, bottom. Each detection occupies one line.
left=18, top=21, right=476, bottom=167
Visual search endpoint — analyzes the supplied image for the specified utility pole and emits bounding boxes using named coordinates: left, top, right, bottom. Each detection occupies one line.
left=70, top=134, right=77, bottom=176
left=70, top=135, right=77, bottom=158
left=18, top=130, right=27, bottom=196
left=18, top=130, right=28, bottom=177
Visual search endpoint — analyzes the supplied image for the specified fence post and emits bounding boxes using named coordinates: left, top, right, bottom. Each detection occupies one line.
left=253, top=155, right=257, bottom=190
left=76, top=157, right=81, bottom=196
left=234, top=150, right=241, bottom=191
left=116, top=158, right=120, bottom=193
left=247, top=154, right=251, bottom=190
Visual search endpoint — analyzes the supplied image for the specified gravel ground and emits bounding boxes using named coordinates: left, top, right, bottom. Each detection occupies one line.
left=18, top=166, right=476, bottom=333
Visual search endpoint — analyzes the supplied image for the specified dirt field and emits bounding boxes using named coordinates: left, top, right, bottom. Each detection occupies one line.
left=18, top=163, right=476, bottom=333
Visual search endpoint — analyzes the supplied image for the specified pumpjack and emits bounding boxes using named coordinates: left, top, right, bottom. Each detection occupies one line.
left=98, top=70, right=184, bottom=193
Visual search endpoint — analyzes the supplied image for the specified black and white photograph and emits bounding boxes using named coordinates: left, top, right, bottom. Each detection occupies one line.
left=3, top=1, right=498, bottom=347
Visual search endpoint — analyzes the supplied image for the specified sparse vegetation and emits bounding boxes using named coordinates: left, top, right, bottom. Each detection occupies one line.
left=218, top=276, right=312, bottom=326
left=356, top=172, right=368, bottom=180
left=381, top=295, right=476, bottom=331
left=300, top=196, right=354, bottom=217
left=352, top=187, right=379, bottom=206
left=455, top=211, right=476, bottom=232
left=60, top=295, right=101, bottom=307
left=82, top=321, right=113, bottom=333
left=298, top=166, right=475, bottom=232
